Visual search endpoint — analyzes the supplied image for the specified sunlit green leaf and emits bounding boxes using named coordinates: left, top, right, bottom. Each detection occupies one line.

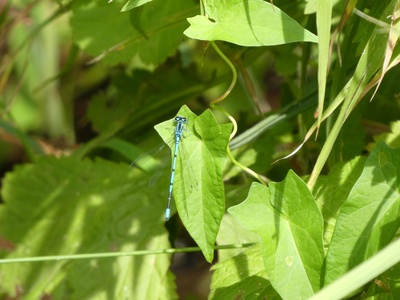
left=324, top=141, right=400, bottom=285
left=229, top=171, right=324, bottom=299
left=370, top=120, right=400, bottom=150
left=0, top=157, right=175, bottom=299
left=210, top=244, right=280, bottom=299
left=121, top=0, right=153, bottom=11
left=216, top=214, right=259, bottom=262
left=155, top=106, right=232, bottom=262
left=313, top=156, right=366, bottom=245
left=184, top=0, right=318, bottom=46
left=71, top=0, right=197, bottom=65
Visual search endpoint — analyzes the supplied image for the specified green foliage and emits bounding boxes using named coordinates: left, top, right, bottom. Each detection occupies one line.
left=1, top=0, right=400, bottom=298
left=71, top=0, right=198, bottom=66
left=0, top=157, right=174, bottom=299
left=155, top=106, right=232, bottom=262
left=324, top=142, right=400, bottom=285
left=210, top=244, right=280, bottom=299
left=313, top=156, right=366, bottom=245
left=217, top=142, right=400, bottom=299
left=184, top=0, right=318, bottom=46
left=122, top=0, right=154, bottom=11
left=229, top=171, right=324, bottom=299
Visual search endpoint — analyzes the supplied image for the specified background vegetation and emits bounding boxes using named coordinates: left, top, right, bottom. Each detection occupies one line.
left=0, top=0, right=400, bottom=299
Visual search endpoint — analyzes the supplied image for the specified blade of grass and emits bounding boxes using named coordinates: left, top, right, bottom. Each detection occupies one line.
left=315, top=0, right=333, bottom=131
left=310, top=238, right=400, bottom=300
left=308, top=11, right=392, bottom=189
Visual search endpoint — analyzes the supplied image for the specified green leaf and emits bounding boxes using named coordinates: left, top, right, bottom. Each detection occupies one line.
left=101, top=137, right=144, bottom=163
left=184, top=0, right=318, bottom=46
left=0, top=157, right=175, bottom=299
left=229, top=171, right=324, bottom=299
left=313, top=156, right=366, bottom=245
left=71, top=0, right=197, bottom=66
left=315, top=0, right=332, bottom=126
left=216, top=214, right=259, bottom=262
left=155, top=106, right=232, bottom=262
left=121, top=0, right=153, bottom=11
left=371, top=120, right=400, bottom=149
left=324, top=141, right=400, bottom=285
left=210, top=244, right=280, bottom=299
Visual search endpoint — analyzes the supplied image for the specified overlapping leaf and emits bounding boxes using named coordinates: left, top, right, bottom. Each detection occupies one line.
left=0, top=157, right=174, bottom=299
left=184, top=0, right=318, bottom=46
left=324, top=141, right=400, bottom=285
left=216, top=214, right=259, bottom=262
left=209, top=244, right=280, bottom=299
left=229, top=171, right=324, bottom=299
left=313, top=156, right=366, bottom=245
left=155, top=106, right=232, bottom=262
left=71, top=0, right=197, bottom=65
left=121, top=0, right=153, bottom=11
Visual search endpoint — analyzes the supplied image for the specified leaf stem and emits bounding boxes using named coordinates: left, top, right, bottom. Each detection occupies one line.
left=209, top=42, right=237, bottom=106
left=209, top=42, right=267, bottom=185
left=0, top=243, right=256, bottom=265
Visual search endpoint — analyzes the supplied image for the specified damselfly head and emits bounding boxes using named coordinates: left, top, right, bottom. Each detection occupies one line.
left=175, top=116, right=187, bottom=124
